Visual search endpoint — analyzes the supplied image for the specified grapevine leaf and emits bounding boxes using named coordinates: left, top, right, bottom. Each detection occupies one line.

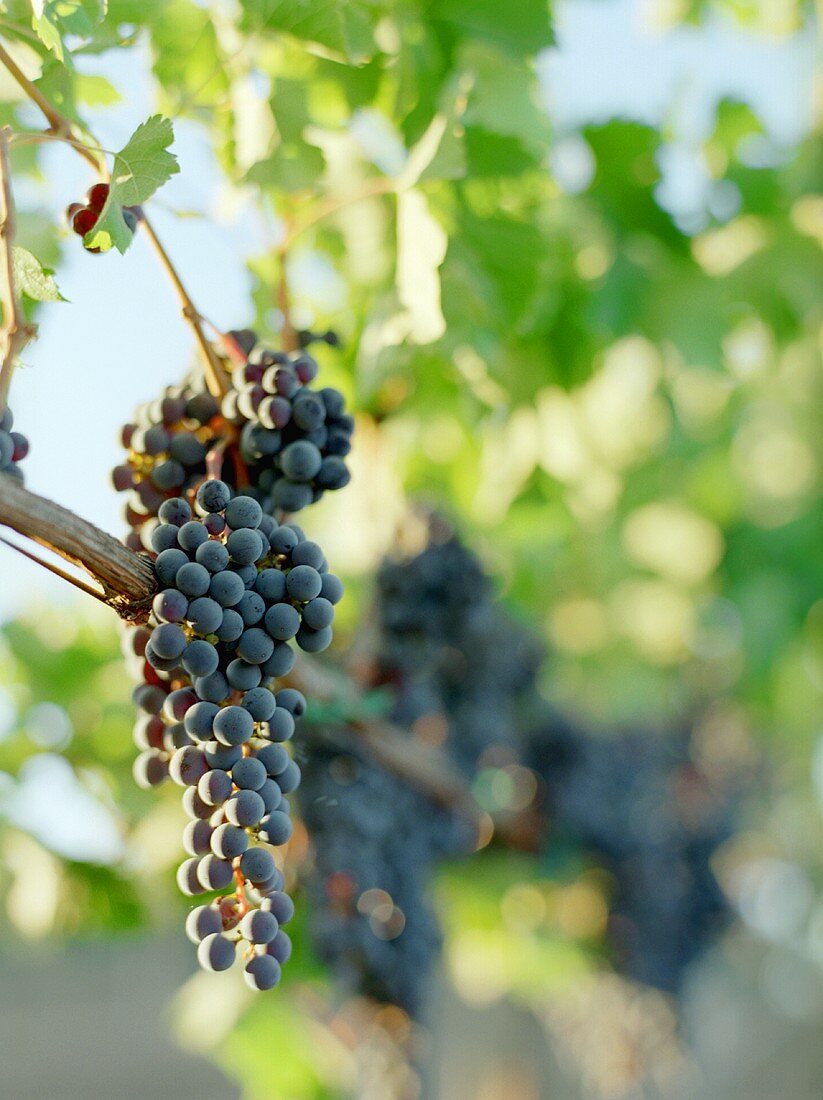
left=239, top=0, right=377, bottom=63
left=431, top=0, right=554, bottom=57
left=12, top=246, right=65, bottom=302
left=31, top=0, right=108, bottom=60
left=84, top=115, right=179, bottom=254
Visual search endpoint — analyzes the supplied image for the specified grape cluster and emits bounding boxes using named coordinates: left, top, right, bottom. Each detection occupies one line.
left=124, top=479, right=343, bottom=990
left=221, top=342, right=354, bottom=513
left=0, top=406, right=29, bottom=481
left=528, top=719, right=734, bottom=993
left=113, top=334, right=353, bottom=547
left=113, top=379, right=221, bottom=552
left=66, top=182, right=139, bottom=253
left=301, top=525, right=540, bottom=1018
left=374, top=530, right=544, bottom=772
left=301, top=747, right=460, bottom=1016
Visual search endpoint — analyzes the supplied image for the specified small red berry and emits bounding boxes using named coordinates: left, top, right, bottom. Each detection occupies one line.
left=87, top=182, right=110, bottom=212
left=72, top=207, right=98, bottom=236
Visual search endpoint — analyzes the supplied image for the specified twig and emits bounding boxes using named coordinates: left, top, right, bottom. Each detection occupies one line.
left=0, top=534, right=108, bottom=602
left=282, top=177, right=396, bottom=251
left=276, top=245, right=298, bottom=353
left=0, top=476, right=155, bottom=619
left=138, top=213, right=230, bottom=397
left=0, top=126, right=36, bottom=412
left=0, top=39, right=229, bottom=398
left=0, top=41, right=101, bottom=170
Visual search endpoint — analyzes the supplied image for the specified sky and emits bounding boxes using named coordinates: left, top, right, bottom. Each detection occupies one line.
left=0, top=0, right=818, bottom=624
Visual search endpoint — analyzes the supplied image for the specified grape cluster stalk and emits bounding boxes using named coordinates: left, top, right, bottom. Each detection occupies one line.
left=118, top=331, right=352, bottom=991
left=0, top=405, right=28, bottom=480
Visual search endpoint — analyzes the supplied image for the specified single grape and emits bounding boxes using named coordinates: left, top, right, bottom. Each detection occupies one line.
left=266, top=930, right=292, bottom=965
left=239, top=908, right=278, bottom=945
left=244, top=954, right=281, bottom=991
left=196, top=479, right=231, bottom=514
left=181, top=639, right=219, bottom=679
left=275, top=689, right=306, bottom=718
left=237, top=628, right=275, bottom=666
left=224, top=789, right=266, bottom=827
left=264, top=603, right=300, bottom=642
left=211, top=823, right=249, bottom=860
left=280, top=440, right=322, bottom=482
left=254, top=569, right=287, bottom=602
left=261, top=643, right=296, bottom=679
left=153, top=588, right=188, bottom=624
left=197, top=933, right=236, bottom=972
left=230, top=756, right=267, bottom=791
left=213, top=705, right=254, bottom=746
left=236, top=590, right=266, bottom=626
left=178, top=520, right=210, bottom=552
left=151, top=622, right=188, bottom=660
left=203, top=740, right=242, bottom=770
left=197, top=855, right=234, bottom=892
left=183, top=819, right=213, bottom=857
left=185, top=904, right=223, bottom=944
left=261, top=891, right=295, bottom=924
left=227, top=528, right=265, bottom=565
left=225, top=495, right=263, bottom=530
left=198, top=768, right=233, bottom=806
left=286, top=565, right=322, bottom=602
left=176, top=562, right=212, bottom=597
left=266, top=708, right=295, bottom=743
left=258, top=811, right=293, bottom=846
left=277, top=759, right=301, bottom=794
left=154, top=548, right=189, bottom=587
left=302, top=597, right=335, bottom=631
left=177, top=857, right=205, bottom=896
left=216, top=608, right=245, bottom=642
left=242, top=687, right=277, bottom=723
left=196, top=540, right=230, bottom=573
left=133, top=751, right=169, bottom=788
left=187, top=597, right=224, bottom=635
left=239, top=847, right=276, bottom=885
left=169, top=745, right=209, bottom=787
left=254, top=742, right=290, bottom=776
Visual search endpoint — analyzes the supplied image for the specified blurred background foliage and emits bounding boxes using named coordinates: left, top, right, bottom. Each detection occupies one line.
left=0, top=0, right=821, bottom=1097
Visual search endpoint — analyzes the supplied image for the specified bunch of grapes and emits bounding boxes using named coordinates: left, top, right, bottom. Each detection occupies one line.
left=0, top=406, right=28, bottom=481
left=113, top=331, right=353, bottom=548
left=374, top=528, right=544, bottom=773
left=301, top=745, right=460, bottom=1016
left=528, top=719, right=734, bottom=993
left=123, top=479, right=343, bottom=990
left=301, top=525, right=542, bottom=1018
left=221, top=342, right=353, bottom=514
left=66, top=182, right=139, bottom=253
left=113, top=378, right=221, bottom=551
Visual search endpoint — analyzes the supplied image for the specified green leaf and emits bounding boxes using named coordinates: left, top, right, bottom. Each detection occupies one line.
left=239, top=0, right=377, bottom=62
left=84, top=115, right=179, bottom=254
left=12, top=246, right=64, bottom=301
left=431, top=0, right=554, bottom=57
left=31, top=0, right=108, bottom=60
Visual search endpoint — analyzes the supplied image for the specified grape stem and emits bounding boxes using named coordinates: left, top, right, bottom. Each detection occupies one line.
left=0, top=39, right=230, bottom=399
left=0, top=125, right=36, bottom=413
left=277, top=243, right=298, bottom=353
